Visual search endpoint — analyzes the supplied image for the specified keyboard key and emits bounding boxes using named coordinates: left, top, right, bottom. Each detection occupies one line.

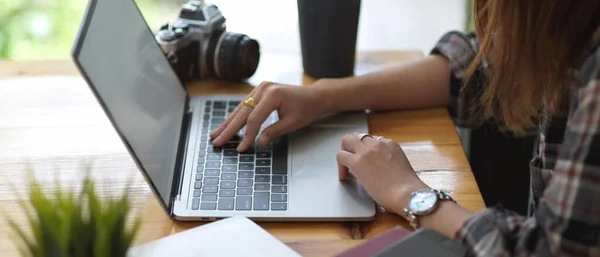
left=256, top=167, right=270, bottom=174
left=254, top=192, right=269, bottom=210
left=205, top=169, right=220, bottom=176
left=241, top=147, right=255, bottom=154
left=223, top=157, right=238, bottom=164
left=208, top=146, right=222, bottom=153
left=272, top=175, right=287, bottom=185
left=193, top=190, right=201, bottom=197
left=219, top=190, right=235, bottom=197
left=204, top=106, right=211, bottom=112
left=256, top=159, right=271, bottom=166
left=220, top=181, right=235, bottom=189
left=239, top=163, right=254, bottom=170
left=256, top=152, right=271, bottom=158
left=203, top=114, right=210, bottom=120
left=200, top=135, right=209, bottom=142
left=197, top=165, right=204, bottom=172
left=224, top=143, right=239, bottom=149
left=210, top=124, right=220, bottom=130
left=198, top=150, right=206, bottom=156
left=271, top=203, right=287, bottom=211
left=207, top=153, right=222, bottom=160
left=221, top=173, right=236, bottom=180
left=205, top=162, right=221, bottom=169
left=239, top=170, right=253, bottom=178
left=201, top=202, right=217, bottom=210
left=218, top=198, right=235, bottom=210
left=255, top=175, right=270, bottom=183
left=237, top=188, right=253, bottom=195
left=202, top=186, right=218, bottom=193
left=204, top=177, right=219, bottom=185
left=272, top=167, right=288, bottom=174
left=237, top=179, right=253, bottom=187
left=236, top=196, right=252, bottom=210
left=240, top=155, right=254, bottom=162
left=257, top=144, right=272, bottom=151
left=192, top=198, right=200, bottom=210
left=272, top=194, right=287, bottom=202
left=228, top=107, right=236, bottom=113
left=211, top=118, right=225, bottom=124
left=222, top=165, right=237, bottom=173
left=206, top=100, right=212, bottom=105
left=271, top=186, right=287, bottom=193
left=213, top=101, right=226, bottom=109
left=197, top=157, right=205, bottom=164
left=213, top=111, right=225, bottom=116
left=195, top=173, right=203, bottom=181
left=229, top=100, right=240, bottom=106
left=254, top=183, right=269, bottom=191
left=223, top=149, right=238, bottom=156
left=200, top=143, right=207, bottom=148
left=194, top=182, right=202, bottom=189
left=201, top=194, right=217, bottom=201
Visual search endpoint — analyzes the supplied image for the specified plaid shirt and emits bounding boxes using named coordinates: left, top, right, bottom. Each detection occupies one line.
left=431, top=29, right=600, bottom=257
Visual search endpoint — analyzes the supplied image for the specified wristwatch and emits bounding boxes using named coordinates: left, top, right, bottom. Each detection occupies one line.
left=403, top=188, right=456, bottom=229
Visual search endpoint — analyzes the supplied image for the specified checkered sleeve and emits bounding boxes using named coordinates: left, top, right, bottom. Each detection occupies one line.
left=455, top=49, right=600, bottom=256
left=430, top=31, right=486, bottom=127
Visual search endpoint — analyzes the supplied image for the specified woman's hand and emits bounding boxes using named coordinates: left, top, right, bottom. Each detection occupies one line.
left=337, top=133, right=429, bottom=215
left=210, top=81, right=330, bottom=152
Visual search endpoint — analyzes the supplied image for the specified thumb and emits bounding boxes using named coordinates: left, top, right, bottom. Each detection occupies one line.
left=258, top=117, right=297, bottom=146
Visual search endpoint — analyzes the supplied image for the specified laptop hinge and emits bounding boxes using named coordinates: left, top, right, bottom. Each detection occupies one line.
left=169, top=97, right=192, bottom=218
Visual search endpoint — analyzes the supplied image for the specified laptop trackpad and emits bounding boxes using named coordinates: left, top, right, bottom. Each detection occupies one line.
left=290, top=126, right=353, bottom=179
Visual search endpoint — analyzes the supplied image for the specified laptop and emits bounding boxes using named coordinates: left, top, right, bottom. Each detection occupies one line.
left=71, top=0, right=375, bottom=221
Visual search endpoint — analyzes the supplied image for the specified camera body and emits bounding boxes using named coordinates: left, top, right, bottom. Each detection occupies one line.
left=156, top=0, right=260, bottom=84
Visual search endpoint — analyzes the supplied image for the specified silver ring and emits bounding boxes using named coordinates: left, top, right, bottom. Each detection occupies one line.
left=376, top=136, right=384, bottom=141
left=357, top=133, right=372, bottom=141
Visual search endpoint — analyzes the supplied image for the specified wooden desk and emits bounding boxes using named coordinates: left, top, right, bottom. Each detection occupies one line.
left=0, top=51, right=485, bottom=257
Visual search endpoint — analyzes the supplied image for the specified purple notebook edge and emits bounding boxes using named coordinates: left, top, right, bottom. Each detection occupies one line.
left=335, top=226, right=411, bottom=257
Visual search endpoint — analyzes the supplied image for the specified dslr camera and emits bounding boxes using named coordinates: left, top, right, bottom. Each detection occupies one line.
left=156, top=0, right=260, bottom=84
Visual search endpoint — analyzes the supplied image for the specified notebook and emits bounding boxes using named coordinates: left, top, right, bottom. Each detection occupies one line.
left=126, top=216, right=301, bottom=257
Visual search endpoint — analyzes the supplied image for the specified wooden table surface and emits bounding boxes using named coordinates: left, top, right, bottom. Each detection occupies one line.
left=0, top=51, right=485, bottom=256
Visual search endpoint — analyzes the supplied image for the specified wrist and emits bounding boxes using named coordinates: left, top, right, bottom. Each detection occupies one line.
left=312, top=77, right=363, bottom=113
left=391, top=182, right=430, bottom=216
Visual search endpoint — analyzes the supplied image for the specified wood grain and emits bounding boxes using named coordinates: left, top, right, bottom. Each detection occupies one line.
left=0, top=51, right=484, bottom=257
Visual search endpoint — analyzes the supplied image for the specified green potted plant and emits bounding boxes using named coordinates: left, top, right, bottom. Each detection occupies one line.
left=5, top=172, right=140, bottom=257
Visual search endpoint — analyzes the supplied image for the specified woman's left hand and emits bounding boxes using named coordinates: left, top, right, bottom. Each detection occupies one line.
left=337, top=133, right=430, bottom=215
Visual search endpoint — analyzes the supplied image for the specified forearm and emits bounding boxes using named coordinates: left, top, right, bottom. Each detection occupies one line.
left=315, top=55, right=451, bottom=113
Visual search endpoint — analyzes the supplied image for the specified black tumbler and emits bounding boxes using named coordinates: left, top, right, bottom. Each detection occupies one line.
left=297, top=0, right=361, bottom=78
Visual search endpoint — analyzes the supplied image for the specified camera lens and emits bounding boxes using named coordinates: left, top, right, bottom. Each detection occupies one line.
left=209, top=32, right=260, bottom=81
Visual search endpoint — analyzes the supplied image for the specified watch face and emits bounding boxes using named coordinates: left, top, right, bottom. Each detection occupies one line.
left=408, top=190, right=438, bottom=214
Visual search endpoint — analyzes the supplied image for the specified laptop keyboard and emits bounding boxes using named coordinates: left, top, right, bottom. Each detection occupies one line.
left=192, top=100, right=288, bottom=211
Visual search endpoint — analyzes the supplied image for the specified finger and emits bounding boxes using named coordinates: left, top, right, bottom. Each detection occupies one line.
left=211, top=106, right=253, bottom=146
left=355, top=132, right=378, bottom=147
left=210, top=99, right=245, bottom=138
left=237, top=98, right=279, bottom=152
left=336, top=150, right=355, bottom=180
left=210, top=81, right=272, bottom=139
left=341, top=133, right=366, bottom=154
left=257, top=116, right=296, bottom=146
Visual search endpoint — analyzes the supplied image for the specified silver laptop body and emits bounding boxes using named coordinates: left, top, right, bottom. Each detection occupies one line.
left=71, top=0, right=375, bottom=222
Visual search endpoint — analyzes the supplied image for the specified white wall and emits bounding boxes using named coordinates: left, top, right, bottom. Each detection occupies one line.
left=207, top=0, right=467, bottom=55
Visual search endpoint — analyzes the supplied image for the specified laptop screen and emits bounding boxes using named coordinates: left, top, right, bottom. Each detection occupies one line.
left=72, top=0, right=187, bottom=210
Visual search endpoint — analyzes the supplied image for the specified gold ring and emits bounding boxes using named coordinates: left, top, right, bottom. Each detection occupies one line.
left=243, top=97, right=257, bottom=108
left=357, top=133, right=372, bottom=141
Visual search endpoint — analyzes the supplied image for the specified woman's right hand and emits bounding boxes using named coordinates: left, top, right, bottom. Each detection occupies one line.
left=209, top=80, right=331, bottom=152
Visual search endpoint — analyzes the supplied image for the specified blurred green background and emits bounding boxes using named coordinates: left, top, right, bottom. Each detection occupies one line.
left=0, top=0, right=183, bottom=60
